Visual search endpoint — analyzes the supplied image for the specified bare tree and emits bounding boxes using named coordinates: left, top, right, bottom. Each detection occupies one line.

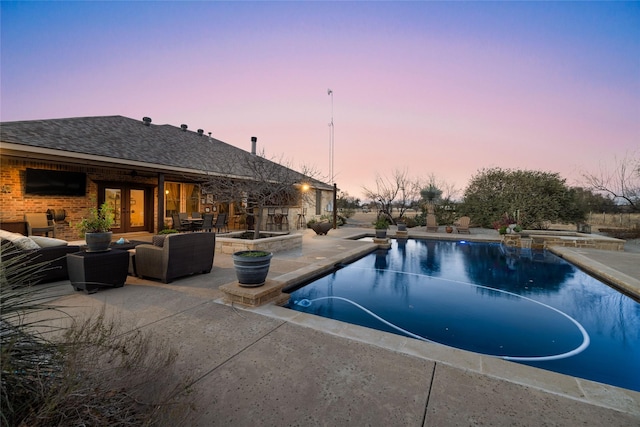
left=201, top=149, right=320, bottom=239
left=362, top=169, right=418, bottom=223
left=583, top=151, right=640, bottom=211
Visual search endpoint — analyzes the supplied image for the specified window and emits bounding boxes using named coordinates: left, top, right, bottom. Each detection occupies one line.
left=165, top=183, right=181, bottom=217
left=165, top=182, right=201, bottom=217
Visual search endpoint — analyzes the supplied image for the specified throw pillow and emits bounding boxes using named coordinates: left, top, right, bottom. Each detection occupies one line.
left=12, top=236, right=42, bottom=251
left=29, top=236, right=69, bottom=248
left=152, top=235, right=166, bottom=247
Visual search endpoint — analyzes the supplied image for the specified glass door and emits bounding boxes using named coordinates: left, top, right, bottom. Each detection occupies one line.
left=101, top=185, right=150, bottom=233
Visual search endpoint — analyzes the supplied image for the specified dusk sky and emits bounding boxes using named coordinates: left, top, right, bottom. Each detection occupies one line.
left=2, top=1, right=639, bottom=200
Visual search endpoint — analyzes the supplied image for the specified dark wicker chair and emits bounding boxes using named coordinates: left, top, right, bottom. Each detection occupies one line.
left=193, top=213, right=214, bottom=232
left=135, top=232, right=216, bottom=283
left=214, top=213, right=228, bottom=233
left=171, top=213, right=191, bottom=232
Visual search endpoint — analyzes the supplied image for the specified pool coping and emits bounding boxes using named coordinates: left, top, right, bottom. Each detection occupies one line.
left=236, top=300, right=640, bottom=417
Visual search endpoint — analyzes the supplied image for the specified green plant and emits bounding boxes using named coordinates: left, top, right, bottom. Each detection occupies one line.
left=158, top=228, right=179, bottom=235
left=236, top=250, right=270, bottom=257
left=373, top=217, right=389, bottom=229
left=75, top=202, right=114, bottom=236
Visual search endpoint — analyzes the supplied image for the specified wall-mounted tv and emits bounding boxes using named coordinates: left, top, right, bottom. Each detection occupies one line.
left=25, top=168, right=87, bottom=196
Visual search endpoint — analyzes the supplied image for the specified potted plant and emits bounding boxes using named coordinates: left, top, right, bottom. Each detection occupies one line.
left=373, top=217, right=389, bottom=238
left=76, top=202, right=114, bottom=252
left=232, top=250, right=273, bottom=287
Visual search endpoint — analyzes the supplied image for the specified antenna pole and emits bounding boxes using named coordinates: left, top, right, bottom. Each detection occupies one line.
left=327, top=88, right=334, bottom=183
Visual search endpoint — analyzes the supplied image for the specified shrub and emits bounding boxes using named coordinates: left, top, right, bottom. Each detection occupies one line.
left=1, top=242, right=190, bottom=426
left=158, top=228, right=180, bottom=235
left=373, top=217, right=390, bottom=229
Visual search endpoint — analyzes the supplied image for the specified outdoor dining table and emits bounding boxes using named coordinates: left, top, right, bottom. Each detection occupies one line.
left=186, top=217, right=204, bottom=231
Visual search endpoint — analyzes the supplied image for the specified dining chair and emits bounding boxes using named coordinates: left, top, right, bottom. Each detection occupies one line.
left=171, top=213, right=190, bottom=232
left=214, top=213, right=228, bottom=233
left=24, top=213, right=55, bottom=237
left=195, top=213, right=214, bottom=232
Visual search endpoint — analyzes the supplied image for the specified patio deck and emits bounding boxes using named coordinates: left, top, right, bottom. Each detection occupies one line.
left=45, top=227, right=640, bottom=425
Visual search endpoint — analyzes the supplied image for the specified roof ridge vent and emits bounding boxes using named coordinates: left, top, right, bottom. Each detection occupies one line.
left=197, top=129, right=204, bottom=136
left=142, top=117, right=152, bottom=126
left=180, top=124, right=188, bottom=131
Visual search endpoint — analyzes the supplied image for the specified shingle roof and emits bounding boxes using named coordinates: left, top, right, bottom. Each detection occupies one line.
left=1, top=115, right=331, bottom=189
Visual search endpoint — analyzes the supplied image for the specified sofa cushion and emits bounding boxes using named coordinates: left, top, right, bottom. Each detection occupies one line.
left=29, top=235, right=69, bottom=248
left=0, top=229, right=24, bottom=241
left=11, top=236, right=41, bottom=251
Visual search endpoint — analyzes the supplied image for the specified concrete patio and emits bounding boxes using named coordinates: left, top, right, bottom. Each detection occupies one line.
left=42, top=226, right=640, bottom=426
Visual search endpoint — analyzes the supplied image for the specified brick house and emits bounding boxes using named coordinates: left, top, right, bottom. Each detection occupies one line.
left=0, top=115, right=334, bottom=240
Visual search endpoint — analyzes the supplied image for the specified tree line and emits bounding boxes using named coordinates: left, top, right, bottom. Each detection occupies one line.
left=339, top=153, right=639, bottom=230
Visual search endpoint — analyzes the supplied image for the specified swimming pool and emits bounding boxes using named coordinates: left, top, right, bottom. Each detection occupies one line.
left=286, top=239, right=640, bottom=392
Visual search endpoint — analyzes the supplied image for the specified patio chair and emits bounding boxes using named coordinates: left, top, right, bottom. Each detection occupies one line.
left=426, top=213, right=438, bottom=232
left=24, top=213, right=55, bottom=237
left=191, top=212, right=202, bottom=219
left=194, top=213, right=214, bottom=232
left=135, top=232, right=215, bottom=283
left=266, top=207, right=276, bottom=230
left=279, top=207, right=289, bottom=230
left=171, top=213, right=191, bottom=232
left=214, top=213, right=228, bottom=233
left=455, top=216, right=471, bottom=234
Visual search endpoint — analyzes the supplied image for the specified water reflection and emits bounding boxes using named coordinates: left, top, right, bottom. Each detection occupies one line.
left=287, top=239, right=640, bottom=391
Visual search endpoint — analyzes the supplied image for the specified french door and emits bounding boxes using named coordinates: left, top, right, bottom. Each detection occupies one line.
left=99, top=184, right=152, bottom=233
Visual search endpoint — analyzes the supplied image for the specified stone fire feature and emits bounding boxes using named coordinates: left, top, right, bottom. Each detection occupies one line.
left=215, top=233, right=302, bottom=255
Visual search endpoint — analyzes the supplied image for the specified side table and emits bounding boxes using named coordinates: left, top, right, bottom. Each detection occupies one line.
left=67, top=250, right=130, bottom=294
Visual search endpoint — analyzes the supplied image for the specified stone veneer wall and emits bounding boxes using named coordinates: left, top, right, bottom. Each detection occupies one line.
left=503, top=232, right=624, bottom=251
left=215, top=233, right=302, bottom=254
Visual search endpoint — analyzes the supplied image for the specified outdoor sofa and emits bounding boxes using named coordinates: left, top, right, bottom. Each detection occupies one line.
left=0, top=230, right=81, bottom=284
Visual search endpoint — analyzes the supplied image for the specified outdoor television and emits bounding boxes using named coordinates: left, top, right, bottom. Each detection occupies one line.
left=25, top=168, right=87, bottom=196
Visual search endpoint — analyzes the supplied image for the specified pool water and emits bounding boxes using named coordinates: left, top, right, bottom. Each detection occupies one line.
left=286, top=239, right=640, bottom=392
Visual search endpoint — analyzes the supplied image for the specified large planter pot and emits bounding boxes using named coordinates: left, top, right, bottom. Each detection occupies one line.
left=85, top=231, right=112, bottom=252
left=232, top=250, right=273, bottom=287
left=397, top=222, right=407, bottom=232
left=375, top=229, right=387, bottom=239
left=311, top=222, right=332, bottom=235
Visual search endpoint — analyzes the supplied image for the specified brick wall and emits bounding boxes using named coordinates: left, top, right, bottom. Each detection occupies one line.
left=0, top=158, right=157, bottom=241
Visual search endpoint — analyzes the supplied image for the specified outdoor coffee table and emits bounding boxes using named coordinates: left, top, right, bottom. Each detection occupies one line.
left=67, top=250, right=129, bottom=294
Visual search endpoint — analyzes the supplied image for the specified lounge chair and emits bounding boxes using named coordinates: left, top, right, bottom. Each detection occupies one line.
left=426, top=213, right=438, bottom=232
left=24, top=213, right=55, bottom=237
left=455, top=216, right=471, bottom=234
